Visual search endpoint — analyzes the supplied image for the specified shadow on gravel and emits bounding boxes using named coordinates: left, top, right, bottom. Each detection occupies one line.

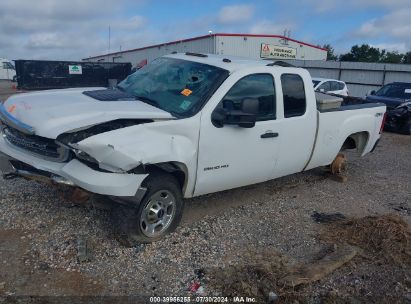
left=206, top=214, right=411, bottom=303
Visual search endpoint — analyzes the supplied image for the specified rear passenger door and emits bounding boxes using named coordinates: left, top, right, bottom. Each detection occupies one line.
left=271, top=72, right=317, bottom=178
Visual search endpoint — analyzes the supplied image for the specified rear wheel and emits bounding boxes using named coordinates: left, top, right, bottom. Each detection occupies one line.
left=112, top=172, right=184, bottom=245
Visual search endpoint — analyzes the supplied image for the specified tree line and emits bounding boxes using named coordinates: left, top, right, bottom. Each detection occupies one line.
left=323, top=44, right=411, bottom=64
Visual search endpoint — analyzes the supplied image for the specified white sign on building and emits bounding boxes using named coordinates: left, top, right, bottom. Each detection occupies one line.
left=68, top=65, right=82, bottom=75
left=260, top=43, right=297, bottom=59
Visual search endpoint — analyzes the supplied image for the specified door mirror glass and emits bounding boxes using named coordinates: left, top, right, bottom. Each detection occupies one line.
left=211, top=98, right=257, bottom=128
left=241, top=98, right=259, bottom=115
left=367, top=90, right=376, bottom=96
left=237, top=98, right=258, bottom=128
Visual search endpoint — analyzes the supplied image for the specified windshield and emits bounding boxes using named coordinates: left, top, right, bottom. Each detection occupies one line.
left=375, top=84, right=411, bottom=99
left=2, top=62, right=15, bottom=70
left=312, top=80, right=321, bottom=88
left=118, top=57, right=228, bottom=117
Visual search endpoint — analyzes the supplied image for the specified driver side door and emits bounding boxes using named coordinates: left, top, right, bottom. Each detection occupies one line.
left=194, top=73, right=280, bottom=196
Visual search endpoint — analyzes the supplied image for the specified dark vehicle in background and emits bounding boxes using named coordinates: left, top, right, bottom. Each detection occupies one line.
left=366, top=82, right=411, bottom=134
left=14, top=60, right=132, bottom=90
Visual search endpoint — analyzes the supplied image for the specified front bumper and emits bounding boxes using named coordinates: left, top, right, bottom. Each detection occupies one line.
left=0, top=134, right=148, bottom=197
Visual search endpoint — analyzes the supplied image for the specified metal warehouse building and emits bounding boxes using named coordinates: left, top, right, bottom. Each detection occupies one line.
left=83, top=33, right=327, bottom=66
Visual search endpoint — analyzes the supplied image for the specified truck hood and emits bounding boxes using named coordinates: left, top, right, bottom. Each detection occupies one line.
left=3, top=87, right=174, bottom=138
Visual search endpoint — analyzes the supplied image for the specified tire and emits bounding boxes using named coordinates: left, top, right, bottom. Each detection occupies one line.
left=112, top=172, right=184, bottom=246
left=402, top=118, right=411, bottom=135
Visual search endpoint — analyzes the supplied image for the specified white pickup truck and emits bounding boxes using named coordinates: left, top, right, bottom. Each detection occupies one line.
left=0, top=53, right=386, bottom=243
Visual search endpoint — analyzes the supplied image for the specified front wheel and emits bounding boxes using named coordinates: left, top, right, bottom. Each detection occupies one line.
left=112, top=172, right=184, bottom=245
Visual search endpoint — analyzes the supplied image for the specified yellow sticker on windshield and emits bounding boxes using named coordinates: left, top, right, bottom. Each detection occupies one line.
left=181, top=88, right=192, bottom=96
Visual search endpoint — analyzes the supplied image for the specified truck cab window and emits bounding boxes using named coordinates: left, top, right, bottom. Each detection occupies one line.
left=281, top=74, right=306, bottom=118
left=3, top=62, right=15, bottom=70
left=221, top=74, right=276, bottom=121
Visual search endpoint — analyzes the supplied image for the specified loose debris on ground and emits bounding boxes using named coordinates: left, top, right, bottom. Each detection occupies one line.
left=207, top=214, right=411, bottom=303
left=0, top=132, right=410, bottom=302
left=311, top=212, right=346, bottom=224
left=321, top=214, right=411, bottom=265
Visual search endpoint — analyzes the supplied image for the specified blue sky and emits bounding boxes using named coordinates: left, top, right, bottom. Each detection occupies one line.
left=1, top=0, right=410, bottom=60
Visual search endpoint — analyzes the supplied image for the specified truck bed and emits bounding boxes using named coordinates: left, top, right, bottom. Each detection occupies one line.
left=316, top=93, right=385, bottom=113
left=306, top=96, right=386, bottom=171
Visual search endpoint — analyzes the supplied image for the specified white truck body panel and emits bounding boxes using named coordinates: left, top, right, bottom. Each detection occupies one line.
left=0, top=53, right=385, bottom=201
left=0, top=58, right=16, bottom=80
left=3, top=88, right=174, bottom=139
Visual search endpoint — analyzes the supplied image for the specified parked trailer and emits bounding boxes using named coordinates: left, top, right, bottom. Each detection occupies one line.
left=14, top=60, right=132, bottom=90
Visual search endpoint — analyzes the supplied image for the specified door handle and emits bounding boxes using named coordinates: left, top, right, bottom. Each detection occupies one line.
left=261, top=132, right=279, bottom=138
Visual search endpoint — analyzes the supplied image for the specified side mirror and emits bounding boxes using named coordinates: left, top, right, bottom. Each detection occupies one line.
left=367, top=90, right=376, bottom=96
left=237, top=98, right=258, bottom=128
left=211, top=107, right=226, bottom=128
left=211, top=98, right=258, bottom=128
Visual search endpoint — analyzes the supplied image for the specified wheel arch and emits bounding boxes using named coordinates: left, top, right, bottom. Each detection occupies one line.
left=341, top=131, right=370, bottom=154
left=146, top=162, right=189, bottom=195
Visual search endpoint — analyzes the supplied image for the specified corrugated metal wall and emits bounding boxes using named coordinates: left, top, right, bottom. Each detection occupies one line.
left=216, top=36, right=327, bottom=60
left=285, top=60, right=411, bottom=97
left=84, top=35, right=327, bottom=64
left=85, top=36, right=215, bottom=65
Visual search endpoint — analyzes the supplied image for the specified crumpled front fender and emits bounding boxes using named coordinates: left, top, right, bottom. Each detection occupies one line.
left=75, top=117, right=200, bottom=197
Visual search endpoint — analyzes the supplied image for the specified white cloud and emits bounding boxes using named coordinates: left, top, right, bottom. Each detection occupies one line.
left=114, top=16, right=147, bottom=31
left=0, top=0, right=147, bottom=60
left=306, top=0, right=411, bottom=13
left=371, top=43, right=408, bottom=53
left=250, top=21, right=294, bottom=35
left=356, top=9, right=411, bottom=50
left=218, top=5, right=254, bottom=24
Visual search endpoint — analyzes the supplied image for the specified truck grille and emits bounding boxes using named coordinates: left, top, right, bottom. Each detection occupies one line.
left=2, top=126, right=70, bottom=162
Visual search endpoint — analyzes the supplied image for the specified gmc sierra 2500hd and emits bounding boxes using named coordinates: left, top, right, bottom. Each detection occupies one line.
left=0, top=53, right=386, bottom=243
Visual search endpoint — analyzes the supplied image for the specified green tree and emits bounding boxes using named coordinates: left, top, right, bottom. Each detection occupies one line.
left=323, top=44, right=338, bottom=61
left=380, top=51, right=404, bottom=63
left=404, top=52, right=411, bottom=64
left=339, top=44, right=381, bottom=62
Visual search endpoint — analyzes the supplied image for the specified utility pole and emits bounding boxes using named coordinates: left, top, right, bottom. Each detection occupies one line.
left=108, top=25, right=111, bottom=53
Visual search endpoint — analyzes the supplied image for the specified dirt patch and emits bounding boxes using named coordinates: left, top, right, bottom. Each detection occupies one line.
left=320, top=214, right=411, bottom=265
left=206, top=214, right=411, bottom=303
left=0, top=229, right=104, bottom=297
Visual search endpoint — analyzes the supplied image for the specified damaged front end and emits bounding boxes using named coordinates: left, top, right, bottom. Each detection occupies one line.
left=56, top=119, right=153, bottom=172
left=384, top=102, right=411, bottom=135
left=0, top=117, right=153, bottom=201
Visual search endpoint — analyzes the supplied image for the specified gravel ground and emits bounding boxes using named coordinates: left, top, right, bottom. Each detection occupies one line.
left=0, top=80, right=19, bottom=102
left=0, top=121, right=410, bottom=301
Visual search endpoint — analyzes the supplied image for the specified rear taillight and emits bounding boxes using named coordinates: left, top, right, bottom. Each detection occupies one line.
left=380, top=112, right=387, bottom=134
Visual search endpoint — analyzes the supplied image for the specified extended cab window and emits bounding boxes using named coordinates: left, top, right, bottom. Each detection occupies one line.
left=281, top=74, right=306, bottom=118
left=221, top=74, right=276, bottom=121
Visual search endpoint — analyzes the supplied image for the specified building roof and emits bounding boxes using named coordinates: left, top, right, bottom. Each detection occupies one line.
left=162, top=53, right=303, bottom=74
left=83, top=33, right=327, bottom=60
